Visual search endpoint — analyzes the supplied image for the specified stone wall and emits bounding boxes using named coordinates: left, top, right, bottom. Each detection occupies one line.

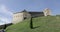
left=43, top=8, right=51, bottom=16
left=12, top=12, right=31, bottom=24
left=12, top=8, right=51, bottom=24
left=12, top=13, right=24, bottom=24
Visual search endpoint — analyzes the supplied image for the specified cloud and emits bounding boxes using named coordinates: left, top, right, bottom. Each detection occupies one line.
left=0, top=22, right=5, bottom=25
left=0, top=5, right=13, bottom=15
left=0, top=4, right=13, bottom=25
left=0, top=17, right=11, bottom=25
left=0, top=16, right=11, bottom=23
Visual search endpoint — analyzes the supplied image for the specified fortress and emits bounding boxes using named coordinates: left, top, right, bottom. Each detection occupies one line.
left=12, top=8, right=51, bottom=24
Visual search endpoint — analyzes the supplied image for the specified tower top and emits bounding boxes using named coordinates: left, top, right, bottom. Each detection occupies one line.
left=44, top=8, right=50, bottom=10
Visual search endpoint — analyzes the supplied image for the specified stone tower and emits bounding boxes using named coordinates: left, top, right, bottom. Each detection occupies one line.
left=12, top=10, right=31, bottom=24
left=43, top=8, right=51, bottom=16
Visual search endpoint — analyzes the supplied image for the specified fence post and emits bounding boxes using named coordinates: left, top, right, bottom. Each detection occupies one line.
left=30, top=16, right=33, bottom=29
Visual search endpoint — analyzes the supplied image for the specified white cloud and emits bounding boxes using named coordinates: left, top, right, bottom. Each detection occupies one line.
left=0, top=5, right=13, bottom=15
left=0, top=4, right=13, bottom=25
left=0, top=23, right=5, bottom=25
left=0, top=17, right=11, bottom=23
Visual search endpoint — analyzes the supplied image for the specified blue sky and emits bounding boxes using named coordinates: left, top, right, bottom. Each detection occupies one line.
left=0, top=0, right=60, bottom=25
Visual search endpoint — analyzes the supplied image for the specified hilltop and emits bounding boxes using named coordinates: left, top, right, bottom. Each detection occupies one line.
left=6, top=16, right=60, bottom=32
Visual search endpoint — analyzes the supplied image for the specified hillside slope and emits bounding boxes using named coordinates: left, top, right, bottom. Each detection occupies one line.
left=6, top=16, right=60, bottom=32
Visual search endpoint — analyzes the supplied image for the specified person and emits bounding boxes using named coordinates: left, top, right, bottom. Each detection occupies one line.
left=0, top=29, right=5, bottom=32
left=3, top=24, right=6, bottom=29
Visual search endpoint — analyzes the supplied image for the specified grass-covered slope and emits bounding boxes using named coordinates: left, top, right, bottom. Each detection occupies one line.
left=6, top=16, right=60, bottom=32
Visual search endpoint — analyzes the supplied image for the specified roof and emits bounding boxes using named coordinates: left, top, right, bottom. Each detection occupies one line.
left=13, top=9, right=43, bottom=14
left=28, top=12, right=44, bottom=15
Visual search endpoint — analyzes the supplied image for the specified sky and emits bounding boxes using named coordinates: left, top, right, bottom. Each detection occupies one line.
left=0, top=0, right=60, bottom=25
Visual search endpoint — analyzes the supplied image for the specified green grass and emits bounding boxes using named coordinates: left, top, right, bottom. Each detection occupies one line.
left=6, top=16, right=60, bottom=32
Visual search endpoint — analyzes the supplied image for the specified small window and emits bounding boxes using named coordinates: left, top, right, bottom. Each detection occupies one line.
left=24, top=17, right=27, bottom=20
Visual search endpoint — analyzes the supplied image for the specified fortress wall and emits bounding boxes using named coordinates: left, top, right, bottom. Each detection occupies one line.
left=12, top=13, right=24, bottom=24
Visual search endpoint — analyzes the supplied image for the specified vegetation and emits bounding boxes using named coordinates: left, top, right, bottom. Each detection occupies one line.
left=6, top=16, right=60, bottom=32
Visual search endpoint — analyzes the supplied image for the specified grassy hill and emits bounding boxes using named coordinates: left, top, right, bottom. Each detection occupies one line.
left=6, top=16, right=60, bottom=32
